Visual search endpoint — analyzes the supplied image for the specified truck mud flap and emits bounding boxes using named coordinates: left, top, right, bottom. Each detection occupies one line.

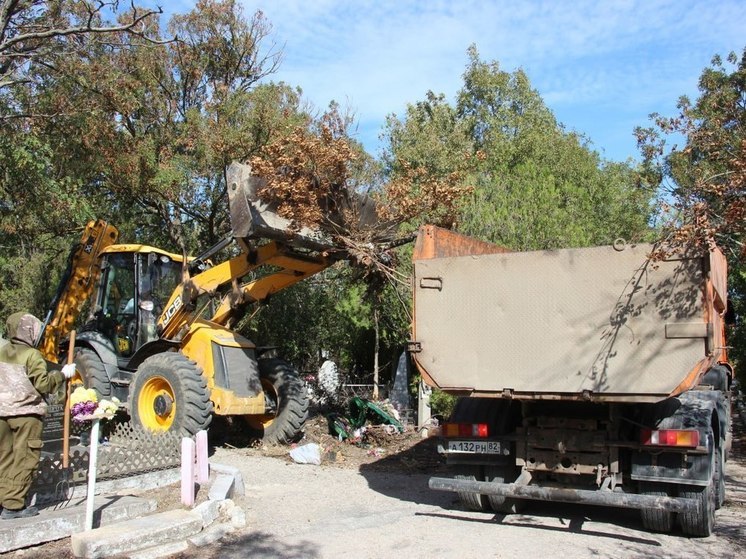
left=428, top=477, right=697, bottom=513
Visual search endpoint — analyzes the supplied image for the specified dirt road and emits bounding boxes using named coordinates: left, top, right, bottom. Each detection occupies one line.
left=176, top=435, right=746, bottom=559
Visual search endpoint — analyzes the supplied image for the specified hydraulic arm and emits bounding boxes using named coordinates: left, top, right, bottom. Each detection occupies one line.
left=39, top=220, right=119, bottom=362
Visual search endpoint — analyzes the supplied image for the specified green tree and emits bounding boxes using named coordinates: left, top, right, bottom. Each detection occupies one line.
left=0, top=0, right=163, bottom=91
left=0, top=1, right=307, bottom=321
left=20, top=0, right=300, bottom=252
left=383, top=46, right=654, bottom=251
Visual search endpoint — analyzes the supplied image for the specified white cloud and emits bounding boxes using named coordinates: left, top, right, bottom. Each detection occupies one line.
left=237, top=0, right=746, bottom=160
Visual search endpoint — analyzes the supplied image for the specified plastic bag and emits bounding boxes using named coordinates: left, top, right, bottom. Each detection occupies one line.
left=289, top=443, right=322, bottom=465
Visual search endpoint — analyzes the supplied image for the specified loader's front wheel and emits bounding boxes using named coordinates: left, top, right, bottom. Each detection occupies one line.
left=245, top=358, right=308, bottom=444
left=74, top=348, right=112, bottom=399
left=131, top=352, right=212, bottom=436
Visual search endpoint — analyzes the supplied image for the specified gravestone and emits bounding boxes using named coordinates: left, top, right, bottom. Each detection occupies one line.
left=390, top=351, right=411, bottom=419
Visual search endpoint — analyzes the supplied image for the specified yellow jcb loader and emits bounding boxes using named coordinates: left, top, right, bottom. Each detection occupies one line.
left=38, top=162, right=339, bottom=443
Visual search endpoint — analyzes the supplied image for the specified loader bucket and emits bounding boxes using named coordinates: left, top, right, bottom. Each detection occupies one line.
left=227, top=161, right=332, bottom=252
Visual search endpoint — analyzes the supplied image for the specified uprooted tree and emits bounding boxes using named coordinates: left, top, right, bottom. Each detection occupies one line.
left=248, top=105, right=475, bottom=398
left=249, top=105, right=475, bottom=289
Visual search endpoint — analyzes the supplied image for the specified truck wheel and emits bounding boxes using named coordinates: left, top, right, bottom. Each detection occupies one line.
left=484, top=465, right=524, bottom=514
left=714, top=444, right=725, bottom=509
left=454, top=466, right=488, bottom=511
left=245, top=358, right=308, bottom=445
left=131, top=352, right=212, bottom=436
left=639, top=482, right=674, bottom=533
left=678, top=433, right=716, bottom=537
left=74, top=348, right=111, bottom=399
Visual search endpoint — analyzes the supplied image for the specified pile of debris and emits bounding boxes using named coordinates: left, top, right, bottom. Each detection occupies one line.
left=326, top=397, right=404, bottom=443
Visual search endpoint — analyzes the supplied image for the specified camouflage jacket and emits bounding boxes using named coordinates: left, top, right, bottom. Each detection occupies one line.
left=0, top=313, right=64, bottom=417
left=0, top=359, right=48, bottom=417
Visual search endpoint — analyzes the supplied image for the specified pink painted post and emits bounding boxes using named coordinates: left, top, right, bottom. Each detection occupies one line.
left=195, top=430, right=209, bottom=484
left=181, top=437, right=196, bottom=506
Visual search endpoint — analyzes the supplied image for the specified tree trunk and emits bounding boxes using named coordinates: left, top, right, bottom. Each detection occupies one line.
left=373, top=306, right=380, bottom=400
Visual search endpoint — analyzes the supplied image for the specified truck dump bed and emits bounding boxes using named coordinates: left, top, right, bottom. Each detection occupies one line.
left=411, top=226, right=728, bottom=403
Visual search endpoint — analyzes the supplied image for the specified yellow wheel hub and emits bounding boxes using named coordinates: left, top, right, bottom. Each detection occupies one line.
left=138, top=375, right=176, bottom=431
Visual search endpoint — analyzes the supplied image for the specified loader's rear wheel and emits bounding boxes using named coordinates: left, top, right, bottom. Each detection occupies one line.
left=131, top=352, right=212, bottom=436
left=74, top=348, right=111, bottom=399
left=639, top=482, right=674, bottom=533
left=245, top=358, right=308, bottom=445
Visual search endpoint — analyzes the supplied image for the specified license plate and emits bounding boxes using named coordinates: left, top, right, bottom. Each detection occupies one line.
left=447, top=440, right=502, bottom=454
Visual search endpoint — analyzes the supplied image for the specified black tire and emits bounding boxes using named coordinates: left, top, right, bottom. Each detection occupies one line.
left=484, top=465, right=524, bottom=514
left=245, top=358, right=308, bottom=445
left=678, top=432, right=717, bottom=537
left=639, top=482, right=675, bottom=533
left=714, top=443, right=725, bottom=509
left=74, top=347, right=112, bottom=399
left=131, top=352, right=212, bottom=436
left=454, top=466, right=488, bottom=511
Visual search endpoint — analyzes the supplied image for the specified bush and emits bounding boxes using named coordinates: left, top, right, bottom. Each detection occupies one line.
left=429, top=389, right=456, bottom=419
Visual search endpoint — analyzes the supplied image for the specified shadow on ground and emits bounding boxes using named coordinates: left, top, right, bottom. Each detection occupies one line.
left=174, top=531, right=321, bottom=559
left=358, top=436, right=456, bottom=508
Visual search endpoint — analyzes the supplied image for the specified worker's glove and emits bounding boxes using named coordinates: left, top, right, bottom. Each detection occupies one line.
left=61, top=363, right=77, bottom=379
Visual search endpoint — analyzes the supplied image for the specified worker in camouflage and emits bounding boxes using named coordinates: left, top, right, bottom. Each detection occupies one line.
left=0, top=312, right=75, bottom=519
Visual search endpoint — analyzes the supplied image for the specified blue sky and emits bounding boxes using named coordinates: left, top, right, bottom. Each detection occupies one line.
left=226, top=1, right=745, bottom=163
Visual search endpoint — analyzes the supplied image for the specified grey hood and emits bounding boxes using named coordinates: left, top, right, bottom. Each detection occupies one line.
left=6, top=312, right=42, bottom=347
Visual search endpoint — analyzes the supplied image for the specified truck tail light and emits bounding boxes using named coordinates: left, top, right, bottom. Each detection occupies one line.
left=640, top=428, right=700, bottom=448
left=442, top=423, right=489, bottom=438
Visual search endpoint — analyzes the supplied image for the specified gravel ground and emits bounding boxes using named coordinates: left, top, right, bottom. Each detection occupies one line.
left=8, top=409, right=746, bottom=559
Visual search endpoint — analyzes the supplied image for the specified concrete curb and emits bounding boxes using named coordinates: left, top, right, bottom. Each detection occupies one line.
left=210, top=463, right=246, bottom=496
left=127, top=540, right=189, bottom=559
left=1, top=460, right=246, bottom=557
left=0, top=496, right=156, bottom=553
left=68, top=461, right=246, bottom=558
left=71, top=509, right=203, bottom=558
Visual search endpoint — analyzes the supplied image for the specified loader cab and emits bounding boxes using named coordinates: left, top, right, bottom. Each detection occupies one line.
left=95, top=246, right=183, bottom=359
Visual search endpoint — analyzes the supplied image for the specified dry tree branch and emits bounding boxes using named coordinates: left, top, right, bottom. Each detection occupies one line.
left=1, top=2, right=166, bottom=53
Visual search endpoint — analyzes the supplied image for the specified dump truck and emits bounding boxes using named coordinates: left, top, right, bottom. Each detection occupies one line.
left=411, top=225, right=733, bottom=536
left=38, top=162, right=337, bottom=443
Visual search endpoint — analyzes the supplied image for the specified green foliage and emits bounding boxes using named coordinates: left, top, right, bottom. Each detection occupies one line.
left=244, top=266, right=408, bottom=381
left=429, top=390, right=457, bottom=419
left=4, top=0, right=306, bottom=255
left=728, top=267, right=746, bottom=385
left=383, top=46, right=654, bottom=250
